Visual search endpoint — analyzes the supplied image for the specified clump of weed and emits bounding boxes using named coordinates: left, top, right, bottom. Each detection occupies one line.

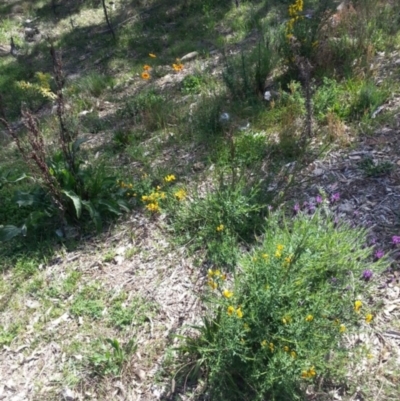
left=169, top=172, right=266, bottom=268
left=176, top=207, right=387, bottom=400
left=88, top=337, right=136, bottom=377
left=0, top=45, right=131, bottom=241
left=358, top=157, right=393, bottom=177
left=70, top=283, right=105, bottom=320
left=76, top=72, right=115, bottom=98
left=181, top=74, right=204, bottom=95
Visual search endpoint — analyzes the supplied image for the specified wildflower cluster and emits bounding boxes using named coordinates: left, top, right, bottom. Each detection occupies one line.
left=207, top=268, right=227, bottom=290
left=141, top=54, right=156, bottom=80
left=164, top=174, right=176, bottom=183
left=174, top=188, right=187, bottom=201
left=172, top=58, right=184, bottom=72
left=286, top=0, right=303, bottom=40
left=301, top=366, right=316, bottom=379
left=216, top=224, right=224, bottom=232
left=141, top=190, right=166, bottom=213
left=117, top=180, right=136, bottom=197
left=16, top=71, right=57, bottom=100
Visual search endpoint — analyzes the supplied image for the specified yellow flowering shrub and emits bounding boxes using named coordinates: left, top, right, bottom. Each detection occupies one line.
left=16, top=71, right=57, bottom=100
left=179, top=209, right=387, bottom=400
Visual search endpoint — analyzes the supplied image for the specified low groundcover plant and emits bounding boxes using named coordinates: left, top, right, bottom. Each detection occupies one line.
left=177, top=207, right=387, bottom=401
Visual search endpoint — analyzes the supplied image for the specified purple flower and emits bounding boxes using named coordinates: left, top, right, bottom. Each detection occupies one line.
left=294, top=203, right=300, bottom=213
left=315, top=195, right=322, bottom=204
left=392, top=236, right=400, bottom=244
left=369, top=237, right=377, bottom=245
left=374, top=249, right=384, bottom=259
left=330, top=192, right=340, bottom=203
left=362, top=269, right=373, bottom=281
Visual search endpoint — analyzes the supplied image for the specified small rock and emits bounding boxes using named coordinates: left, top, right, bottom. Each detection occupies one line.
left=114, top=255, right=125, bottom=265
left=193, top=162, right=205, bottom=171
left=264, top=91, right=272, bottom=101
left=26, top=300, right=40, bottom=309
left=313, top=168, right=324, bottom=176
left=338, top=202, right=353, bottom=213
left=0, top=45, right=11, bottom=56
left=134, top=368, right=146, bottom=381
left=62, top=388, right=76, bottom=401
left=239, top=122, right=250, bottom=131
left=180, top=51, right=198, bottom=62
left=219, top=112, right=230, bottom=123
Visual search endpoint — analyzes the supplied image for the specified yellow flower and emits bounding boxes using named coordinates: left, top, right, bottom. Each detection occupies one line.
left=164, top=174, right=176, bottom=182
left=354, top=300, right=362, bottom=313
left=145, top=202, right=159, bottom=212
left=207, top=269, right=214, bottom=278
left=208, top=280, right=218, bottom=290
left=172, top=63, right=184, bottom=72
left=339, top=324, right=346, bottom=333
left=222, top=289, right=233, bottom=298
left=236, top=308, right=243, bottom=319
left=261, top=340, right=267, bottom=348
left=284, top=256, right=292, bottom=264
left=284, top=346, right=289, bottom=352
left=282, top=316, right=291, bottom=325
left=365, top=313, right=373, bottom=323
left=174, top=188, right=187, bottom=201
left=302, top=366, right=316, bottom=379
left=275, top=251, right=282, bottom=258
left=141, top=72, right=151, bottom=80
left=306, top=314, right=314, bottom=322
left=216, top=224, right=224, bottom=232
left=291, top=351, right=297, bottom=358
left=214, top=269, right=221, bottom=277
left=262, top=253, right=269, bottom=259
left=269, top=342, right=274, bottom=352
left=277, top=244, right=284, bottom=251
left=143, top=64, right=151, bottom=71
left=149, top=53, right=156, bottom=58
left=227, top=306, right=235, bottom=316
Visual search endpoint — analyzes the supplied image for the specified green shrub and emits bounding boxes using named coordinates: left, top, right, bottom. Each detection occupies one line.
left=223, top=37, right=277, bottom=103
left=169, top=174, right=266, bottom=267
left=88, top=338, right=137, bottom=377
left=70, top=284, right=105, bottom=320
left=76, top=72, right=115, bottom=98
left=314, top=78, right=388, bottom=122
left=177, top=207, right=386, bottom=400
left=181, top=74, right=204, bottom=95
